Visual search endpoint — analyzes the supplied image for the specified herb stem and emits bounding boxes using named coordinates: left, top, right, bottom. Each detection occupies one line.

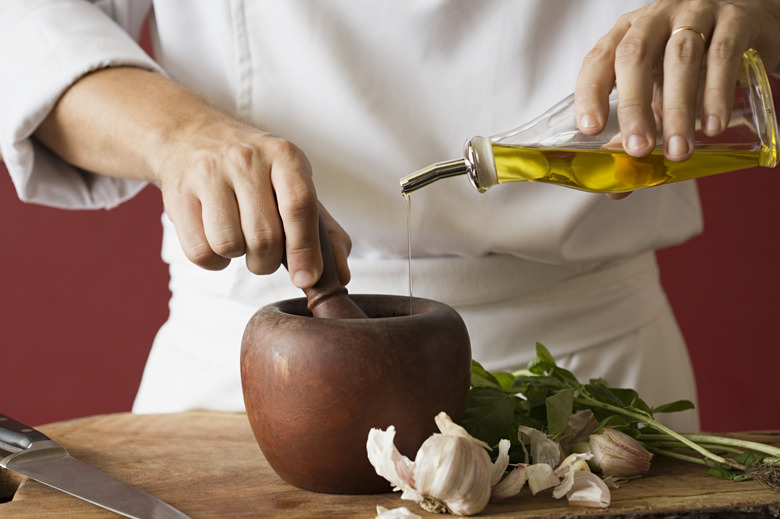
left=642, top=440, right=745, bottom=455
left=639, top=433, right=780, bottom=458
left=645, top=446, right=710, bottom=466
left=573, top=392, right=749, bottom=472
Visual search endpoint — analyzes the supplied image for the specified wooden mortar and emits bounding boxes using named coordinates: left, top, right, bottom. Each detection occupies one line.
left=240, top=217, right=471, bottom=494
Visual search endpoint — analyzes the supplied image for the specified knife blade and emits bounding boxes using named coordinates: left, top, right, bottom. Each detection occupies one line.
left=0, top=413, right=191, bottom=519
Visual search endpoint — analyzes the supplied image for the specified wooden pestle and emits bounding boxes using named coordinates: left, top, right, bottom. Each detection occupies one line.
left=300, top=216, right=367, bottom=319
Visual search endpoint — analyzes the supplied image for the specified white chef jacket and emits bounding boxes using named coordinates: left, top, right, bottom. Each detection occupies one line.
left=0, top=1, right=703, bottom=430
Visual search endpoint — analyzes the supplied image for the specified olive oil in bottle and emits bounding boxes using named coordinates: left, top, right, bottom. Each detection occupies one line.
left=400, top=49, right=777, bottom=196
left=491, top=145, right=762, bottom=193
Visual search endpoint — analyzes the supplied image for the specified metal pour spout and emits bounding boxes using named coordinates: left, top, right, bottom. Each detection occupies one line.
left=399, top=158, right=471, bottom=195
left=399, top=137, right=495, bottom=195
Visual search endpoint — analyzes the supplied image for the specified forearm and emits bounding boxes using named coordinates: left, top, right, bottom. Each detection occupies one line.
left=34, top=66, right=230, bottom=183
left=33, top=64, right=347, bottom=287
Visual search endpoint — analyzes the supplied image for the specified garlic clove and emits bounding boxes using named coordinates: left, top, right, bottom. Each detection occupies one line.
left=588, top=428, right=653, bottom=477
left=552, top=453, right=592, bottom=499
left=557, top=453, right=592, bottom=476
left=434, top=412, right=491, bottom=449
left=552, top=463, right=576, bottom=499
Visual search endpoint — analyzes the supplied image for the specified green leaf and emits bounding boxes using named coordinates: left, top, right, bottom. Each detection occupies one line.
left=528, top=342, right=556, bottom=375
left=629, top=397, right=654, bottom=418
left=594, top=414, right=631, bottom=431
left=493, top=371, right=517, bottom=391
left=733, top=451, right=764, bottom=467
left=652, top=400, right=696, bottom=414
left=462, top=387, right=517, bottom=447
left=546, top=388, right=575, bottom=437
left=583, top=382, right=628, bottom=408
left=707, top=467, right=737, bottom=481
left=513, top=374, right=567, bottom=394
left=470, top=359, right=502, bottom=388
left=610, top=387, right=639, bottom=406
left=549, top=366, right=581, bottom=389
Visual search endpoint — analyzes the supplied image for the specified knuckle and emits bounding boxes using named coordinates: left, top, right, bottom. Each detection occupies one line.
left=615, top=38, right=650, bottom=65
left=225, top=142, right=258, bottom=171
left=183, top=242, right=226, bottom=270
left=267, top=138, right=307, bottom=165
left=581, top=44, right=612, bottom=68
left=188, top=152, right=218, bottom=178
left=616, top=97, right=644, bottom=116
left=667, top=39, right=703, bottom=62
left=706, top=40, right=740, bottom=63
left=279, top=191, right=318, bottom=221
left=244, top=227, right=279, bottom=256
left=210, top=234, right=245, bottom=258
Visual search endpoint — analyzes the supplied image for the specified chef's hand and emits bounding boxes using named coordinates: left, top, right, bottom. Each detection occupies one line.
left=153, top=115, right=352, bottom=288
left=575, top=0, right=780, bottom=199
left=35, top=67, right=351, bottom=288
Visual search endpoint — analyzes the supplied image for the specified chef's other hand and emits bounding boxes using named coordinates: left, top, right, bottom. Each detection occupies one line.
left=575, top=0, right=780, bottom=162
left=34, top=67, right=351, bottom=289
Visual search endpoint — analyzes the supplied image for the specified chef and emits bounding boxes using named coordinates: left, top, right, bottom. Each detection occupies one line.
left=2, top=0, right=778, bottom=432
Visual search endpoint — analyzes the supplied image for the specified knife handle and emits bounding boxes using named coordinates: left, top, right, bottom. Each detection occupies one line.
left=0, top=413, right=49, bottom=451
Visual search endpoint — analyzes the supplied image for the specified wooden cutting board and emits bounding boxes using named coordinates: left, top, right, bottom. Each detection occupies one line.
left=0, top=412, right=777, bottom=518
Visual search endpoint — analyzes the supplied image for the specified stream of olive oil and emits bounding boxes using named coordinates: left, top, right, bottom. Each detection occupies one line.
left=492, top=145, right=761, bottom=192
left=404, top=193, right=414, bottom=315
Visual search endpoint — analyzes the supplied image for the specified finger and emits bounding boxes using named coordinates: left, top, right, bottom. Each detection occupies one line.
left=320, top=204, right=352, bottom=286
left=268, top=141, right=321, bottom=289
left=575, top=18, right=629, bottom=135
left=701, top=10, right=750, bottom=136
left=613, top=15, right=667, bottom=157
left=228, top=147, right=285, bottom=275
left=200, top=179, right=247, bottom=259
left=662, top=24, right=709, bottom=161
left=164, top=189, right=231, bottom=271
left=236, top=188, right=285, bottom=276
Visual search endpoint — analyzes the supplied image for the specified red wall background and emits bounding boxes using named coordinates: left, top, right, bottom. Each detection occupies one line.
left=1, top=163, right=779, bottom=433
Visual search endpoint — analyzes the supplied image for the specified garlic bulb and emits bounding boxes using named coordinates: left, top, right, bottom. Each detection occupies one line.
left=367, top=412, right=494, bottom=516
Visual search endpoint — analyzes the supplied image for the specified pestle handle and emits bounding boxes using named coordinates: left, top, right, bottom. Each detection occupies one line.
left=301, top=216, right=367, bottom=319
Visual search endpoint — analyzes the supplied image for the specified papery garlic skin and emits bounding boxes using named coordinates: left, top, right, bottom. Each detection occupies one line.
left=589, top=428, right=653, bottom=477
left=366, top=426, right=417, bottom=497
left=490, top=439, right=511, bottom=487
left=490, top=464, right=528, bottom=501
left=565, top=471, right=611, bottom=508
left=375, top=505, right=422, bottom=519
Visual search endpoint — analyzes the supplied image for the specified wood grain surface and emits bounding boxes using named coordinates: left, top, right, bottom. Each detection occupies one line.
left=0, top=412, right=778, bottom=518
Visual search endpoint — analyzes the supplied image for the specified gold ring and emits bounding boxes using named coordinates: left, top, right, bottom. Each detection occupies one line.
left=671, top=25, right=707, bottom=44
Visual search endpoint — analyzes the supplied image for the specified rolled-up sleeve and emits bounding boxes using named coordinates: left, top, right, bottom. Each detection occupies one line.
left=0, top=0, right=164, bottom=209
